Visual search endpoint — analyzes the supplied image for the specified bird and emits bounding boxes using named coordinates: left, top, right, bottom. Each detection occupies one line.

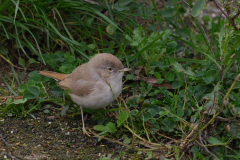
left=39, top=53, right=132, bottom=135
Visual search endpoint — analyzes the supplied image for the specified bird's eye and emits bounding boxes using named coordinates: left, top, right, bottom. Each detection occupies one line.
left=107, top=67, right=113, bottom=72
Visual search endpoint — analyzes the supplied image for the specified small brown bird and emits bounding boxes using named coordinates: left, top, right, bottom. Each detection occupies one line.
left=39, top=53, right=131, bottom=135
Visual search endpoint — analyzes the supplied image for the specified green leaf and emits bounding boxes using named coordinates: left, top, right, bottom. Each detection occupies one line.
left=161, top=118, right=170, bottom=126
left=6, top=98, right=11, bottom=105
left=115, top=15, right=125, bottom=21
left=126, top=74, right=135, bottom=80
left=161, top=125, right=174, bottom=132
left=106, top=24, right=116, bottom=35
left=227, top=124, right=240, bottom=139
left=12, top=98, right=27, bottom=104
left=51, top=87, right=63, bottom=96
left=190, top=146, right=199, bottom=153
left=28, top=85, right=40, bottom=97
left=177, top=108, right=184, bottom=117
left=88, top=43, right=96, bottom=49
left=94, top=125, right=106, bottom=132
left=18, top=84, right=27, bottom=92
left=154, top=72, right=161, bottom=79
left=157, top=78, right=164, bottom=84
left=191, top=0, right=205, bottom=17
left=29, top=58, right=36, bottom=64
left=159, top=111, right=168, bottom=117
left=43, top=109, right=50, bottom=114
left=172, top=81, right=180, bottom=89
left=123, top=137, right=131, bottom=144
left=173, top=62, right=195, bottom=76
left=165, top=72, right=175, bottom=81
left=203, top=76, right=214, bottom=84
left=149, top=108, right=157, bottom=117
left=61, top=105, right=69, bottom=116
left=27, top=79, right=35, bottom=87
left=118, top=0, right=132, bottom=6
left=105, top=122, right=117, bottom=133
left=142, top=112, right=150, bottom=122
left=29, top=71, right=41, bottom=83
left=94, top=122, right=116, bottom=133
left=162, top=8, right=175, bottom=18
left=117, top=110, right=129, bottom=127
left=23, top=92, right=35, bottom=99
left=59, top=66, right=67, bottom=73
left=146, top=151, right=152, bottom=159
left=18, top=58, right=25, bottom=66
left=147, top=83, right=153, bottom=91
left=113, top=4, right=130, bottom=11
left=206, top=137, right=221, bottom=144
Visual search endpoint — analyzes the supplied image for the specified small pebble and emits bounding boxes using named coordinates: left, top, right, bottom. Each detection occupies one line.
left=65, top=132, right=70, bottom=135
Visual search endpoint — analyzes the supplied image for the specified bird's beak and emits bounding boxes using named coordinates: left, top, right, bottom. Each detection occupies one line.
left=119, top=68, right=132, bottom=72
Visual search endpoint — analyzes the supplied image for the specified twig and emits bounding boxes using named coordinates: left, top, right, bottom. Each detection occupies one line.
left=180, top=124, right=199, bottom=147
left=0, top=96, right=24, bottom=104
left=161, top=107, right=189, bottom=125
left=153, top=130, right=178, bottom=143
left=89, top=129, right=162, bottom=151
left=199, top=131, right=219, bottom=160
left=0, top=54, right=25, bottom=70
left=182, top=72, right=187, bottom=111
left=120, top=97, right=136, bottom=148
left=212, top=0, right=238, bottom=30
left=144, top=4, right=158, bottom=32
left=212, top=0, right=229, bottom=19
left=123, top=124, right=166, bottom=148
left=231, top=9, right=240, bottom=20
left=147, top=128, right=159, bottom=143
left=141, top=111, right=151, bottom=142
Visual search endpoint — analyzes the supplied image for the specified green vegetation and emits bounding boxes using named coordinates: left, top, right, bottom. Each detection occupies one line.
left=1, top=0, right=240, bottom=159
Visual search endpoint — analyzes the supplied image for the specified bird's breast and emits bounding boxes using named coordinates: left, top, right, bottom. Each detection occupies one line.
left=68, top=78, right=123, bottom=109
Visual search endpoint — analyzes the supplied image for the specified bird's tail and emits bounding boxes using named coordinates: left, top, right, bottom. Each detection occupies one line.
left=38, top=71, right=70, bottom=81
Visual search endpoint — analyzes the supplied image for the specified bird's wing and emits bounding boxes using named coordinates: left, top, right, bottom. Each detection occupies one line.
left=68, top=80, right=100, bottom=97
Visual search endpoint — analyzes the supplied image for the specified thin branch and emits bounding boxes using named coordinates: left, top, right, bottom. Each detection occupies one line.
left=212, top=0, right=238, bottom=30
left=199, top=131, right=219, bottom=160
left=231, top=9, right=240, bottom=20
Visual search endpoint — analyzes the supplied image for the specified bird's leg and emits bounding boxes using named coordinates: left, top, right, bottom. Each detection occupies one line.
left=80, top=106, right=90, bottom=136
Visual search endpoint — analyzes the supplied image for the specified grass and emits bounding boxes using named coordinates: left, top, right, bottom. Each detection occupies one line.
left=1, top=0, right=240, bottom=159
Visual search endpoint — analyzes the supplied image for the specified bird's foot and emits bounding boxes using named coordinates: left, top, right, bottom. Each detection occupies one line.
left=82, top=127, right=91, bottom=137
